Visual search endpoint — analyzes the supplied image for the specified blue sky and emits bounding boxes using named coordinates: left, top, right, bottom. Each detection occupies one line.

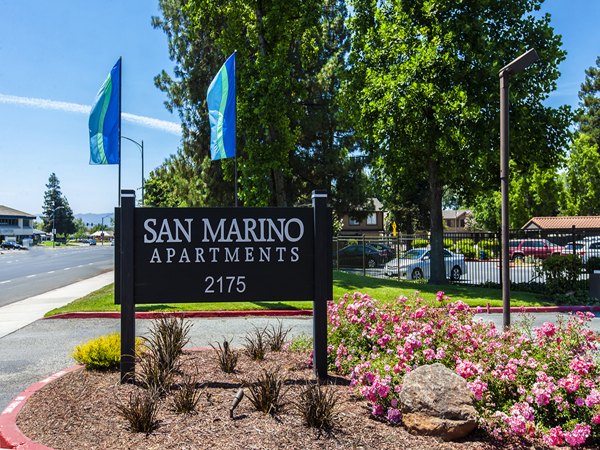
left=0, top=0, right=598, bottom=215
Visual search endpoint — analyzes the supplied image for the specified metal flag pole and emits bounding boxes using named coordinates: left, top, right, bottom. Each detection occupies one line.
left=118, top=56, right=123, bottom=207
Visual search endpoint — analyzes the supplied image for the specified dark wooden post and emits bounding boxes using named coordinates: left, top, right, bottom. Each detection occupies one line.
left=120, top=190, right=136, bottom=383
left=312, top=190, right=331, bottom=379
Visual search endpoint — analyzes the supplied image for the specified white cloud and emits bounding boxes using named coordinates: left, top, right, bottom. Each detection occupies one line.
left=0, top=93, right=181, bottom=135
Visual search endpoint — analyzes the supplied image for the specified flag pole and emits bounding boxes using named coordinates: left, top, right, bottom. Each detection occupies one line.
left=234, top=50, right=238, bottom=208
left=118, top=56, right=122, bottom=206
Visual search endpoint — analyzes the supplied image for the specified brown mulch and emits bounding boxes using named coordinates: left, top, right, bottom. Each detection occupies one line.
left=17, top=350, right=503, bottom=450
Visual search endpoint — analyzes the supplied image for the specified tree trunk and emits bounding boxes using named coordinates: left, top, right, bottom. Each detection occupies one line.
left=428, top=158, right=447, bottom=285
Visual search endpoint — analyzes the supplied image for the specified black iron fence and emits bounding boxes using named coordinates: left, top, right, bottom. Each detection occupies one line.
left=334, top=228, right=600, bottom=291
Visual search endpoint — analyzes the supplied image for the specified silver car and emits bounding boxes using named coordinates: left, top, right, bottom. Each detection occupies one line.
left=562, top=240, right=600, bottom=265
left=384, top=247, right=466, bottom=281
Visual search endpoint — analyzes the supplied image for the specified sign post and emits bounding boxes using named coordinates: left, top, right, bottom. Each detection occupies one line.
left=312, top=190, right=330, bottom=379
left=117, top=189, right=332, bottom=382
left=120, top=190, right=136, bottom=382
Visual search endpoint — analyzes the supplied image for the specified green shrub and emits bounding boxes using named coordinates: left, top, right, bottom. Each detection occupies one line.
left=443, top=238, right=454, bottom=249
left=540, top=254, right=583, bottom=295
left=477, top=239, right=499, bottom=257
left=587, top=256, right=600, bottom=274
left=72, top=333, right=122, bottom=370
left=456, top=238, right=476, bottom=259
left=412, top=239, right=429, bottom=248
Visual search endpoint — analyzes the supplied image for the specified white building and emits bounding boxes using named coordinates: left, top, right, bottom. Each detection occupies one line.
left=0, top=205, right=36, bottom=243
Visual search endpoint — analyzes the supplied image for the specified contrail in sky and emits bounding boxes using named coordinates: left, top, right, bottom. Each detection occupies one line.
left=0, top=93, right=181, bottom=135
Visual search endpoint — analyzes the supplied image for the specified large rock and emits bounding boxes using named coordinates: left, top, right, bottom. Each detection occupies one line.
left=399, top=363, right=478, bottom=441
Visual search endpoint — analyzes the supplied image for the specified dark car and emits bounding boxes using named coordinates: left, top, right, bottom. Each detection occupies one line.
left=1, top=241, right=27, bottom=250
left=334, top=244, right=389, bottom=268
left=370, top=243, right=396, bottom=260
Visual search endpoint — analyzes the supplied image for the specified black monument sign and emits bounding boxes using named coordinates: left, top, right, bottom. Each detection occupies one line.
left=117, top=190, right=332, bottom=382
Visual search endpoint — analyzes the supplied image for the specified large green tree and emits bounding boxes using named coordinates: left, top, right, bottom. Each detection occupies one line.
left=576, top=56, right=600, bottom=148
left=564, top=57, right=600, bottom=215
left=41, top=173, right=76, bottom=236
left=347, top=0, right=571, bottom=283
left=148, top=0, right=370, bottom=214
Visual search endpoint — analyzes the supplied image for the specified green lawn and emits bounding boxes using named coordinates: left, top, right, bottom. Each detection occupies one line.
left=44, top=270, right=549, bottom=317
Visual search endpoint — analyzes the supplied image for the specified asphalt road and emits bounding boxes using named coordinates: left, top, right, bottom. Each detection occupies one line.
left=0, top=245, right=113, bottom=307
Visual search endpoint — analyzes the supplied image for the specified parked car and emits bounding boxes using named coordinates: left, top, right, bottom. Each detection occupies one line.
left=561, top=240, right=600, bottom=265
left=334, top=244, right=390, bottom=268
left=508, top=239, right=563, bottom=261
left=370, top=243, right=396, bottom=260
left=88, top=239, right=97, bottom=246
left=384, top=247, right=466, bottom=281
left=0, top=241, right=27, bottom=250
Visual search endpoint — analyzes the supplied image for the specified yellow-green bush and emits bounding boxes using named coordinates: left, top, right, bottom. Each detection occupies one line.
left=72, top=333, right=143, bottom=370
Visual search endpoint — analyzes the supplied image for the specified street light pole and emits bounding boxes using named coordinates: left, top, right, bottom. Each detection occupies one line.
left=51, top=205, right=65, bottom=249
left=499, top=48, right=539, bottom=329
left=122, top=136, right=144, bottom=206
left=100, top=214, right=111, bottom=246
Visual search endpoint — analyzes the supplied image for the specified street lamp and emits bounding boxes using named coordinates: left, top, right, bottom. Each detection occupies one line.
left=51, top=206, right=65, bottom=249
left=100, top=214, right=111, bottom=246
left=499, top=48, right=540, bottom=329
left=122, top=136, right=144, bottom=206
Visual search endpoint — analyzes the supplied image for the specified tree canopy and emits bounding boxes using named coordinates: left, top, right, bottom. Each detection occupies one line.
left=41, top=173, right=75, bottom=236
left=148, top=0, right=371, bottom=214
left=345, top=0, right=571, bottom=282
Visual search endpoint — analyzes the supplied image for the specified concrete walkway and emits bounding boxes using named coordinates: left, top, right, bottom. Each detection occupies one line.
left=0, top=271, right=114, bottom=339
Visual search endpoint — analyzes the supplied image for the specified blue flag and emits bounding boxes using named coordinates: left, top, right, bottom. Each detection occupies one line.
left=207, top=52, right=236, bottom=160
left=89, top=59, right=121, bottom=165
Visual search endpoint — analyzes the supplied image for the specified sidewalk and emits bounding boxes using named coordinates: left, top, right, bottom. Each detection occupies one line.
left=0, top=272, right=114, bottom=339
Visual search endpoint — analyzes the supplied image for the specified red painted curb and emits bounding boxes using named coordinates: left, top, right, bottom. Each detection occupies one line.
left=0, top=366, right=82, bottom=450
left=45, top=310, right=314, bottom=320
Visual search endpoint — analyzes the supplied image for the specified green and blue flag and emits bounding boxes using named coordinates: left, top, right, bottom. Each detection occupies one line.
left=207, top=52, right=236, bottom=160
left=89, top=59, right=121, bottom=165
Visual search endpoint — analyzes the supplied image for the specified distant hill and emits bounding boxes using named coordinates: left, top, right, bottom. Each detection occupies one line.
left=75, top=213, right=115, bottom=227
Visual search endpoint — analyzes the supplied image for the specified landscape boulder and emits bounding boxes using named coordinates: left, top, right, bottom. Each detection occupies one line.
left=399, top=363, right=478, bottom=441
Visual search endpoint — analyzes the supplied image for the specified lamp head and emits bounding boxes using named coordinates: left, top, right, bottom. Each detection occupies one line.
left=500, top=48, right=539, bottom=76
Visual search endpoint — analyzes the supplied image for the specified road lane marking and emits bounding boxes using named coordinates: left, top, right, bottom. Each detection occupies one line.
left=63, top=267, right=71, bottom=271
left=47, top=271, right=55, bottom=274
left=0, top=280, right=11, bottom=284
left=26, top=274, right=36, bottom=278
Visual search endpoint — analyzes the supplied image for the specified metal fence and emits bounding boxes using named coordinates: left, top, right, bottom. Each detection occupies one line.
left=333, top=227, right=600, bottom=291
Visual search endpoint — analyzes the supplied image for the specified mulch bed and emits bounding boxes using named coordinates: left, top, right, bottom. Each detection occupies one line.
left=17, top=350, right=504, bottom=450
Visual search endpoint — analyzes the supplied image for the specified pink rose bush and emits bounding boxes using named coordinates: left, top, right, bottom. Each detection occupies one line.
left=327, top=291, right=600, bottom=447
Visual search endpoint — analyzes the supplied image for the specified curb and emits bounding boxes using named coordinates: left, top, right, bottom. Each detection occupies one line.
left=0, top=366, right=82, bottom=450
left=43, top=305, right=600, bottom=321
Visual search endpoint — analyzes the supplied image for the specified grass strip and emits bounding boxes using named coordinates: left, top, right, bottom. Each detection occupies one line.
left=44, top=270, right=548, bottom=317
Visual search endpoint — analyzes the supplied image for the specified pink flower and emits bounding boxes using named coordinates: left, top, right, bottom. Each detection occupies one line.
left=467, top=378, right=488, bottom=401
left=569, top=356, right=594, bottom=376
left=371, top=403, right=384, bottom=417
left=585, top=389, right=600, bottom=407
left=592, top=415, right=600, bottom=425
left=436, top=291, right=445, bottom=302
left=542, top=426, right=564, bottom=446
left=558, top=373, right=582, bottom=393
left=535, top=322, right=556, bottom=339
left=564, top=423, right=591, bottom=447
left=387, top=408, right=401, bottom=423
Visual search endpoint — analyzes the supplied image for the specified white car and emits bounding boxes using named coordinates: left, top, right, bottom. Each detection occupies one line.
left=562, top=240, right=600, bottom=265
left=384, top=247, right=466, bottom=281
